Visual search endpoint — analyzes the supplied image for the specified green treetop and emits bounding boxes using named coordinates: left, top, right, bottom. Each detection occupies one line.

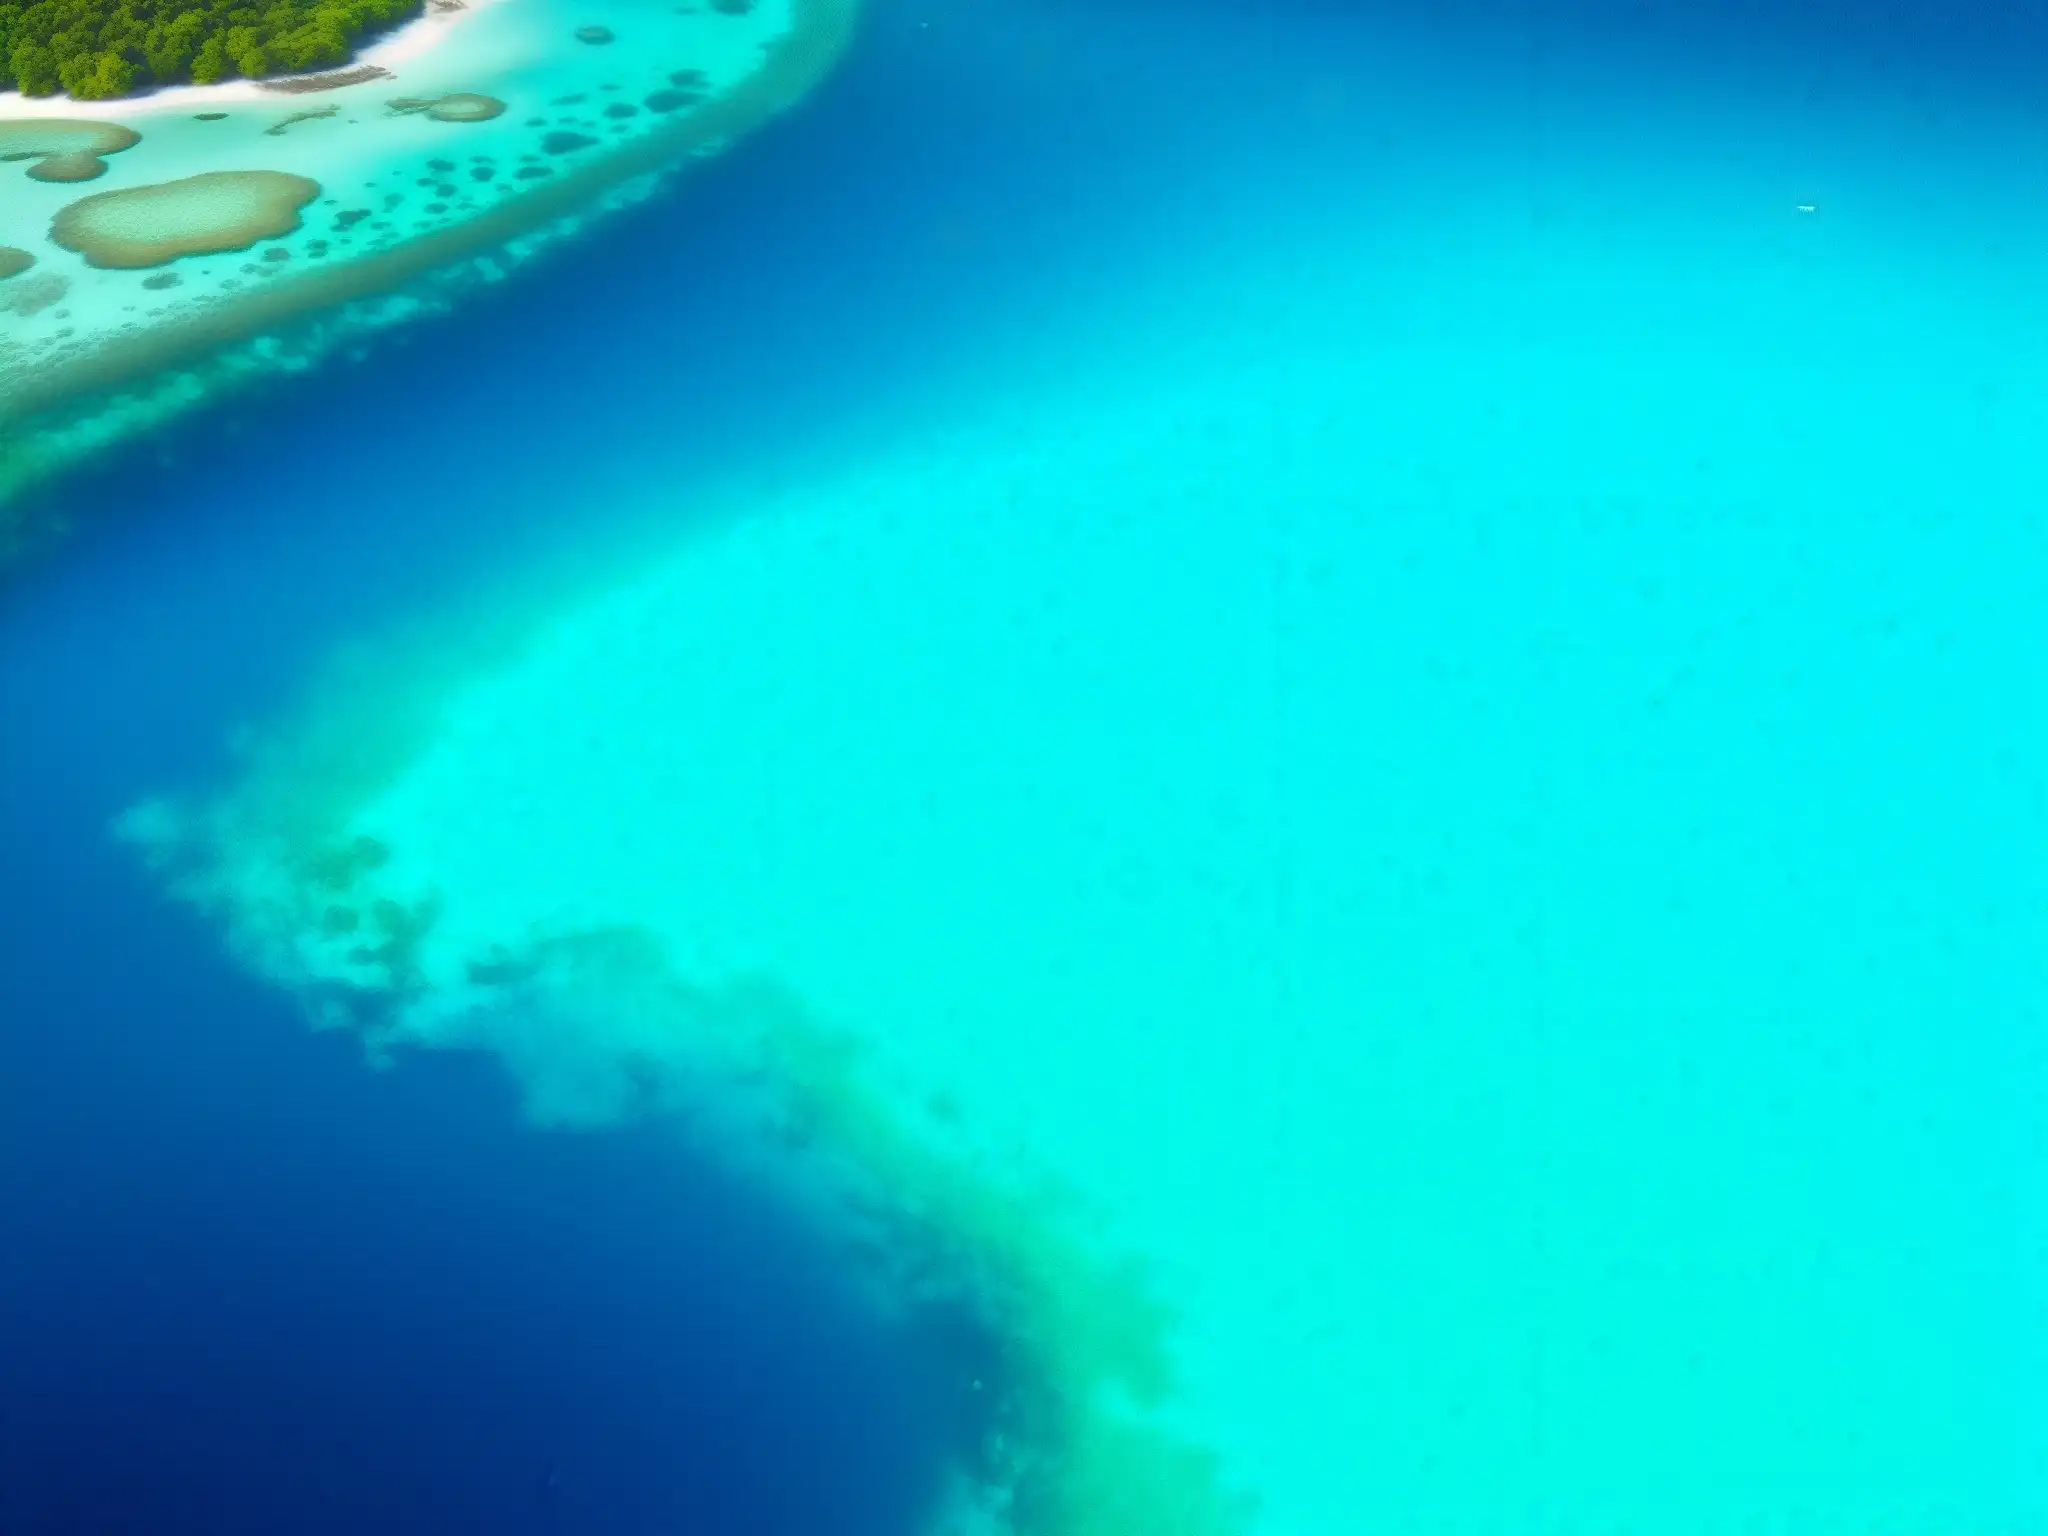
left=1, top=0, right=424, bottom=101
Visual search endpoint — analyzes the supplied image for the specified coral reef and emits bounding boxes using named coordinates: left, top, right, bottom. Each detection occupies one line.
left=0, top=118, right=140, bottom=182
left=50, top=170, right=322, bottom=268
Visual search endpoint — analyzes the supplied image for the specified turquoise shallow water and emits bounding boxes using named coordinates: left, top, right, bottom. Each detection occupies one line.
left=4, top=0, right=2047, bottom=1531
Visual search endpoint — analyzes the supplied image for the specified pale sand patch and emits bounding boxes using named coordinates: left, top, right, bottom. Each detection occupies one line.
left=0, top=0, right=508, bottom=122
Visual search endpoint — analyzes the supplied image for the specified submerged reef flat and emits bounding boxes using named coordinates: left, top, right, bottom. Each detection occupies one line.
left=0, top=0, right=859, bottom=542
left=52, top=170, right=320, bottom=267
left=0, top=116, right=140, bottom=179
left=422, top=91, right=505, bottom=121
left=122, top=335, right=2040, bottom=1536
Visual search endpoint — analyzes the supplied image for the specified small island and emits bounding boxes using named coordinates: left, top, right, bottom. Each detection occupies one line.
left=0, top=0, right=862, bottom=533
left=0, top=0, right=422, bottom=101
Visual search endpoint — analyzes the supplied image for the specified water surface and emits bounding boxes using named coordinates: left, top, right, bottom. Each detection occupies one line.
left=4, top=1, right=2045, bottom=1533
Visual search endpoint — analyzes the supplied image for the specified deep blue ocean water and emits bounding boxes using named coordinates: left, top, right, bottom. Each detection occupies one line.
left=5, top=0, right=2048, bottom=1529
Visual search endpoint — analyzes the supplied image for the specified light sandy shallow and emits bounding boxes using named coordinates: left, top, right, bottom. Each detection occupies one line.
left=90, top=5, right=2048, bottom=1529
left=123, top=208, right=2046, bottom=1535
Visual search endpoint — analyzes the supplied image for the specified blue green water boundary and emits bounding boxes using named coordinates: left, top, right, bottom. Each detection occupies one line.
left=117, top=536, right=1259, bottom=1536
left=113, top=322, right=2046, bottom=1530
left=91, top=2, right=2048, bottom=1522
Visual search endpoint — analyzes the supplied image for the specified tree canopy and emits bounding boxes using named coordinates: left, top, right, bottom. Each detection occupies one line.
left=1, top=0, right=423, bottom=100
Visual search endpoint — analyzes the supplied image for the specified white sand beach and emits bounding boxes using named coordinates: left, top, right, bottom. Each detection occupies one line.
left=0, top=0, right=505, bottom=122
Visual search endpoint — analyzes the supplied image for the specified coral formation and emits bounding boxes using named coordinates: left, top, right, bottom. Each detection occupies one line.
left=0, top=118, right=140, bottom=182
left=50, top=170, right=322, bottom=268
left=424, top=92, right=507, bottom=122
left=0, top=0, right=866, bottom=553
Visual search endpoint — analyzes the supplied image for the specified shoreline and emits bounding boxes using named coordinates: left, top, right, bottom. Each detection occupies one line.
left=0, top=0, right=864, bottom=527
left=0, top=0, right=503, bottom=123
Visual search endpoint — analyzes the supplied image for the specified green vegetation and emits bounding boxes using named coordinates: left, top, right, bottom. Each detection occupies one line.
left=0, top=0, right=422, bottom=100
